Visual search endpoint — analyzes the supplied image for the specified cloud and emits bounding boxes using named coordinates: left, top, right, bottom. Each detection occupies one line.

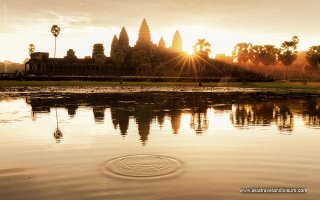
left=1, top=0, right=319, bottom=62
left=1, top=0, right=320, bottom=35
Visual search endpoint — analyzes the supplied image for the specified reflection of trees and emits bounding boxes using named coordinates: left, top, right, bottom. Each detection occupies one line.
left=274, top=104, right=294, bottom=133
left=231, top=103, right=274, bottom=127
left=253, top=103, right=274, bottom=125
left=231, top=104, right=252, bottom=127
left=54, top=128, right=63, bottom=143
left=231, top=102, right=294, bottom=132
left=54, top=107, right=63, bottom=143
left=302, top=99, right=320, bottom=128
left=190, top=112, right=208, bottom=134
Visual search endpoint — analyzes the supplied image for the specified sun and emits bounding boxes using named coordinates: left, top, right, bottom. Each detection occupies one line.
left=182, top=37, right=196, bottom=55
left=184, top=46, right=194, bottom=55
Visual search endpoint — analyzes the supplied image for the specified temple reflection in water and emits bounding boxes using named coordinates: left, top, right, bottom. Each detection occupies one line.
left=25, top=93, right=320, bottom=144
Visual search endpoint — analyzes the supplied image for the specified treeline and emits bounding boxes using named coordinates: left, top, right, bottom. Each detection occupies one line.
left=0, top=61, right=25, bottom=73
left=232, top=36, right=320, bottom=70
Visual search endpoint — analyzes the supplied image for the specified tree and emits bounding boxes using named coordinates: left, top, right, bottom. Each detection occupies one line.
left=193, top=39, right=211, bottom=86
left=232, top=43, right=252, bottom=64
left=249, top=45, right=262, bottom=65
left=249, top=44, right=278, bottom=66
left=306, top=45, right=320, bottom=70
left=278, top=36, right=299, bottom=66
left=51, top=25, right=61, bottom=58
left=193, top=39, right=211, bottom=55
left=0, top=62, right=5, bottom=73
left=260, top=45, right=278, bottom=66
left=28, top=44, right=35, bottom=56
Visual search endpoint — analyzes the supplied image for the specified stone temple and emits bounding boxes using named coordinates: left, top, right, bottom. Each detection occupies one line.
left=25, top=19, right=211, bottom=77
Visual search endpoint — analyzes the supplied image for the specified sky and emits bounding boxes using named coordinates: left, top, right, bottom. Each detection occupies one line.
left=0, top=0, right=319, bottom=63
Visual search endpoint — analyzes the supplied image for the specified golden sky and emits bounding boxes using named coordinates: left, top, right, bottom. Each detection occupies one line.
left=0, top=0, right=319, bottom=62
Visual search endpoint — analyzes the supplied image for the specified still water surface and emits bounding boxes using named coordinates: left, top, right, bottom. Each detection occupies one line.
left=0, top=92, right=319, bottom=200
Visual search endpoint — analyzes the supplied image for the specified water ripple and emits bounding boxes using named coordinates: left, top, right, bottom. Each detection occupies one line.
left=104, top=154, right=182, bottom=179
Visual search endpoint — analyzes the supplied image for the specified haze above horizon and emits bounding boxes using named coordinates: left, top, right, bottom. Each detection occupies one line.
left=0, top=0, right=319, bottom=62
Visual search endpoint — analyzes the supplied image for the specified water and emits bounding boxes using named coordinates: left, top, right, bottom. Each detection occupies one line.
left=0, top=92, right=319, bottom=200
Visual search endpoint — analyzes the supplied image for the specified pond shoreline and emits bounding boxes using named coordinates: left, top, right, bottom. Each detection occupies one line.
left=0, top=81, right=320, bottom=94
left=0, top=86, right=320, bottom=97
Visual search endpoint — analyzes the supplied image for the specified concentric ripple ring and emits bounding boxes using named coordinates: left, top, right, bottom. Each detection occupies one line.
left=104, top=154, right=182, bottom=179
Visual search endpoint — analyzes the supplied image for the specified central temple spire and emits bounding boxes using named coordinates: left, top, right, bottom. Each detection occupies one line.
left=136, top=18, right=153, bottom=48
left=119, top=27, right=129, bottom=48
left=172, top=30, right=182, bottom=52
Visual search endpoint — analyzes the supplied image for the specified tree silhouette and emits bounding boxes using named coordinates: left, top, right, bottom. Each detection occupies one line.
left=233, top=43, right=252, bottom=64
left=278, top=36, right=299, bottom=66
left=249, top=45, right=261, bottom=65
left=28, top=44, right=35, bottom=56
left=260, top=45, right=278, bottom=66
left=278, top=36, right=299, bottom=79
left=306, top=45, right=320, bottom=70
left=193, top=39, right=211, bottom=54
left=193, top=39, right=211, bottom=86
left=51, top=25, right=61, bottom=58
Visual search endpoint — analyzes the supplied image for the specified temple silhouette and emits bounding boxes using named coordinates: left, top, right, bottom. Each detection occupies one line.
left=25, top=19, right=193, bottom=77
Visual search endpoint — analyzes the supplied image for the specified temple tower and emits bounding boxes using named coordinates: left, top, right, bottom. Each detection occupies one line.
left=118, top=27, right=129, bottom=48
left=64, top=49, right=77, bottom=59
left=158, top=37, right=166, bottom=49
left=110, top=35, right=119, bottom=56
left=136, top=19, right=153, bottom=49
left=92, top=43, right=105, bottom=59
left=172, top=30, right=182, bottom=52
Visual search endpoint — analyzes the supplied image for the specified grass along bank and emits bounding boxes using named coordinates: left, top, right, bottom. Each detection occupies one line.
left=0, top=80, right=320, bottom=93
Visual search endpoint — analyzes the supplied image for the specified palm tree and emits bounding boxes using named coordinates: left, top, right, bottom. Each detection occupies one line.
left=54, top=107, right=63, bottom=142
left=28, top=44, right=35, bottom=56
left=51, top=25, right=61, bottom=58
left=193, top=39, right=211, bottom=86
